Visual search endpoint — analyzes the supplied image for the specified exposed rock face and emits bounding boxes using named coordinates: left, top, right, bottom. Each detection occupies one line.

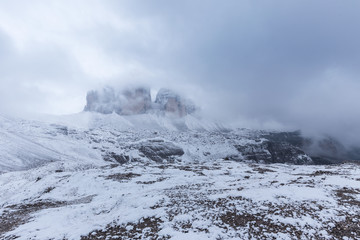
left=155, top=89, right=196, bottom=117
left=137, top=140, right=184, bottom=163
left=84, top=87, right=116, bottom=114
left=84, top=87, right=197, bottom=117
left=84, top=87, right=152, bottom=115
left=306, top=137, right=350, bottom=164
left=235, top=141, right=312, bottom=164
left=121, top=88, right=152, bottom=115
left=261, top=131, right=311, bottom=148
left=252, top=131, right=360, bottom=165
left=104, top=152, right=130, bottom=164
left=231, top=131, right=315, bottom=164
left=259, top=131, right=360, bottom=164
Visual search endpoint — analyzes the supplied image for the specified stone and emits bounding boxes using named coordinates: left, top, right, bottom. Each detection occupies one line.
left=137, top=140, right=184, bottom=163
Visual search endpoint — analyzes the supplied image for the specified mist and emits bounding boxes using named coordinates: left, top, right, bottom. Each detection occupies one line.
left=0, top=0, right=360, bottom=146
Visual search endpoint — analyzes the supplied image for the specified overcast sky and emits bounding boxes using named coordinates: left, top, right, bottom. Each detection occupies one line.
left=0, top=0, right=359, bottom=144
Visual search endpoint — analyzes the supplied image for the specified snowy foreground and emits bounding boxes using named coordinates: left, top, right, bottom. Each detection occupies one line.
left=0, top=113, right=360, bottom=239
left=1, top=161, right=360, bottom=239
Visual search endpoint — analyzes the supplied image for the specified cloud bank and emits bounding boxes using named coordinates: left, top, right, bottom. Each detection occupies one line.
left=0, top=0, right=360, bottom=145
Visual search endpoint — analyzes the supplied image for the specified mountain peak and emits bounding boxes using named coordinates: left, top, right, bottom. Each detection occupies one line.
left=154, top=88, right=197, bottom=117
left=84, top=86, right=197, bottom=117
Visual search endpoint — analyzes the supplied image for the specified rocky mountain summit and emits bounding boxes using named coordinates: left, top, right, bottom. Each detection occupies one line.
left=84, top=87, right=196, bottom=117
left=154, top=88, right=197, bottom=117
left=84, top=87, right=152, bottom=115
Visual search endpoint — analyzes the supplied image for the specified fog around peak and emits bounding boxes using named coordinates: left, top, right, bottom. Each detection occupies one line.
left=0, top=0, right=360, bottom=146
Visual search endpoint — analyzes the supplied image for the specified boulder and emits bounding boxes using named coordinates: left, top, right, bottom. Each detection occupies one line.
left=137, top=140, right=184, bottom=163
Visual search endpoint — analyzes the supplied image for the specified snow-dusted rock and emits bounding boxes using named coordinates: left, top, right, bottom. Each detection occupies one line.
left=235, top=141, right=312, bottom=164
left=121, top=87, right=152, bottom=115
left=137, top=140, right=184, bottom=163
left=84, top=87, right=197, bottom=117
left=84, top=87, right=152, bottom=115
left=154, top=88, right=196, bottom=117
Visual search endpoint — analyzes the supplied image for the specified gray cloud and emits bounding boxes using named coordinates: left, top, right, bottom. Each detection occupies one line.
left=0, top=0, right=360, bottom=145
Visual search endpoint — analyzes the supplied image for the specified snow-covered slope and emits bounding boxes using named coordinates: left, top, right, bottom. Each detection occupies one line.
left=2, top=112, right=358, bottom=173
left=0, top=114, right=106, bottom=172
left=0, top=112, right=237, bottom=172
left=2, top=112, right=359, bottom=173
left=1, top=113, right=360, bottom=239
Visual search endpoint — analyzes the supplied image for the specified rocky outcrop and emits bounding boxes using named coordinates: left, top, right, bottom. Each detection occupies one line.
left=137, top=140, right=184, bottom=163
left=243, top=131, right=360, bottom=165
left=235, top=141, right=312, bottom=165
left=235, top=131, right=314, bottom=164
left=154, top=89, right=196, bottom=117
left=84, top=87, right=152, bottom=115
left=120, top=88, right=152, bottom=115
left=260, top=131, right=360, bottom=164
left=232, top=131, right=315, bottom=164
left=305, top=137, right=350, bottom=164
left=84, top=87, right=116, bottom=114
left=261, top=131, right=311, bottom=148
left=104, top=152, right=130, bottom=164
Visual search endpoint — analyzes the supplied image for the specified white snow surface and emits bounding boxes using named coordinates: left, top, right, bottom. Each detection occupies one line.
left=0, top=113, right=360, bottom=239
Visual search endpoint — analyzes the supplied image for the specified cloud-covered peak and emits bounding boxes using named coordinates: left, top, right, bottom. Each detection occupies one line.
left=84, top=86, right=197, bottom=117
left=84, top=87, right=152, bottom=115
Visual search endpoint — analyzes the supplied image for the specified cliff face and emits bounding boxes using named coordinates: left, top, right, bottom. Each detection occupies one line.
left=84, top=87, right=196, bottom=117
left=84, top=87, right=152, bottom=115
left=84, top=87, right=115, bottom=114
left=121, top=88, right=152, bottom=115
left=154, top=88, right=196, bottom=117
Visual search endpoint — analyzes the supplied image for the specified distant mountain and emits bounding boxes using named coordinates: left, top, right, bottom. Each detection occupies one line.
left=84, top=87, right=197, bottom=117
left=84, top=87, right=152, bottom=115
